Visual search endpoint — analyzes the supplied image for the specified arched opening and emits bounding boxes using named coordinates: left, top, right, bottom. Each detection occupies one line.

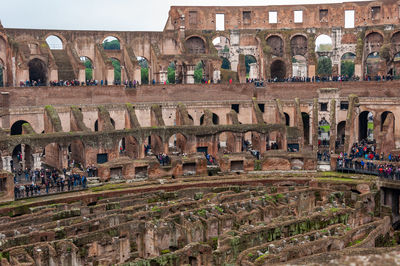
left=200, top=113, right=219, bottom=125
left=221, top=57, right=231, bottom=70
left=45, top=35, right=63, bottom=50
left=28, top=58, right=47, bottom=85
left=146, top=135, right=163, bottom=155
left=94, top=119, right=115, bottom=132
left=80, top=56, right=93, bottom=81
left=110, top=58, right=121, bottom=84
left=270, top=60, right=286, bottom=80
left=318, top=117, right=330, bottom=146
left=341, top=53, right=356, bottom=78
left=43, top=142, right=62, bottom=170
left=102, top=36, right=120, bottom=50
left=302, top=112, right=310, bottom=145
left=317, top=56, right=332, bottom=77
left=365, top=32, right=383, bottom=51
left=70, top=140, right=85, bottom=167
left=119, top=137, right=126, bottom=154
left=186, top=36, right=206, bottom=54
left=11, top=120, right=29, bottom=135
left=12, top=144, right=33, bottom=177
left=137, top=57, right=149, bottom=84
left=266, top=35, right=284, bottom=57
left=267, top=131, right=284, bottom=151
left=290, top=35, right=308, bottom=56
left=212, top=36, right=230, bottom=56
left=292, top=55, right=307, bottom=78
left=245, top=55, right=257, bottom=79
left=381, top=111, right=395, bottom=131
left=391, top=32, right=400, bottom=53
left=337, top=121, right=346, bottom=145
left=194, top=61, right=204, bottom=83
left=366, top=52, right=383, bottom=77
left=169, top=133, right=187, bottom=154
left=284, top=113, right=290, bottom=126
left=315, top=34, right=333, bottom=52
left=168, top=61, right=176, bottom=84
left=359, top=111, right=374, bottom=142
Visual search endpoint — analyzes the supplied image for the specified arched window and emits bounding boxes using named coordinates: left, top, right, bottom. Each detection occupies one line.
left=46, top=35, right=63, bottom=50
left=102, top=36, right=120, bottom=50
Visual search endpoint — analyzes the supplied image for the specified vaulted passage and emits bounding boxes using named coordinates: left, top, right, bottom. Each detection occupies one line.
left=270, top=60, right=286, bottom=80
left=28, top=58, right=47, bottom=85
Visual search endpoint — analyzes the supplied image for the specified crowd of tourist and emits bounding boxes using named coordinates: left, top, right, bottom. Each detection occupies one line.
left=336, top=139, right=400, bottom=179
left=156, top=153, right=170, bottom=166
left=13, top=167, right=88, bottom=199
left=205, top=153, right=217, bottom=165
left=18, top=79, right=141, bottom=88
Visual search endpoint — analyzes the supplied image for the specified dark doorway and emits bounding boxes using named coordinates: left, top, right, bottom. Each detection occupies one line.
left=28, top=58, right=47, bottom=85
left=270, top=60, right=286, bottom=80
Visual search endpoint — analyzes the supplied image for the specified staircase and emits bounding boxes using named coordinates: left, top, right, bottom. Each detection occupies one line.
left=51, top=50, right=76, bottom=81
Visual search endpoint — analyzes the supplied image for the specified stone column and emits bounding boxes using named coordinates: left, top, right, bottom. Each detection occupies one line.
left=139, top=143, right=145, bottom=158
left=185, top=65, right=195, bottom=84
left=2, top=156, right=11, bottom=172
left=213, top=70, right=221, bottom=83
left=329, top=99, right=337, bottom=154
left=32, top=153, right=42, bottom=170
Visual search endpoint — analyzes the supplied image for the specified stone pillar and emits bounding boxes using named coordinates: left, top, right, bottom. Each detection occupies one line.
left=32, top=153, right=42, bottom=170
left=78, top=69, right=86, bottom=83
left=185, top=65, right=195, bottom=84
left=260, top=134, right=267, bottom=154
left=159, top=71, right=168, bottom=84
left=139, top=143, right=145, bottom=158
left=2, top=156, right=11, bottom=172
left=248, top=63, right=259, bottom=80
left=61, top=146, right=69, bottom=169
left=355, top=64, right=362, bottom=78
left=213, top=70, right=221, bottom=83
left=329, top=99, right=337, bottom=154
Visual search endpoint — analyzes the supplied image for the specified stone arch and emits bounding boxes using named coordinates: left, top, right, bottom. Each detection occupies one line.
left=381, top=111, right=395, bottom=132
left=365, top=32, right=384, bottom=52
left=284, top=112, right=290, bottom=126
left=12, top=144, right=33, bottom=172
left=212, top=36, right=230, bottom=56
left=28, top=58, right=48, bottom=85
left=200, top=113, right=219, bottom=125
left=168, top=133, right=188, bottom=154
left=185, top=36, right=206, bottom=54
left=11, top=120, right=30, bottom=135
left=365, top=52, right=383, bottom=76
left=94, top=118, right=115, bottom=132
left=102, top=36, right=121, bottom=50
left=266, top=35, right=284, bottom=57
left=270, top=59, right=286, bottom=80
left=315, top=34, right=333, bottom=52
left=80, top=56, right=93, bottom=81
left=340, top=52, right=356, bottom=77
left=391, top=31, right=400, bottom=52
left=359, top=111, right=374, bottom=142
left=290, top=34, right=308, bottom=57
left=45, top=35, right=64, bottom=50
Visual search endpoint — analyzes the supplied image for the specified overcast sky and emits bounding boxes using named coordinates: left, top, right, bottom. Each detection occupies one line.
left=0, top=0, right=368, bottom=31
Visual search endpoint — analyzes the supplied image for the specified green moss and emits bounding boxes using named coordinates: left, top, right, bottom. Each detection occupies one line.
left=197, top=209, right=207, bottom=217
left=44, top=105, right=63, bottom=132
left=215, top=206, right=223, bottom=213
left=160, top=249, right=170, bottom=255
left=151, top=206, right=161, bottom=212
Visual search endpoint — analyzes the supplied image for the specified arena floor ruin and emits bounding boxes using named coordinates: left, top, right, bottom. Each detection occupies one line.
left=0, top=172, right=399, bottom=265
